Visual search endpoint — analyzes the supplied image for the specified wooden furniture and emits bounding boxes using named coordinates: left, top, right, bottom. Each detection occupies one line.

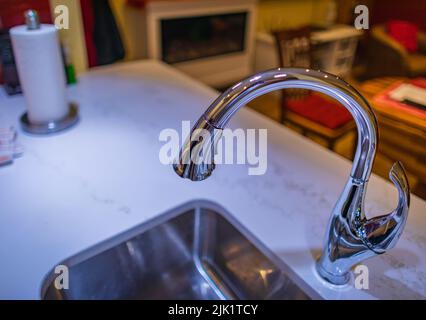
left=359, top=77, right=426, bottom=199
left=366, top=25, right=426, bottom=78
left=273, top=27, right=356, bottom=155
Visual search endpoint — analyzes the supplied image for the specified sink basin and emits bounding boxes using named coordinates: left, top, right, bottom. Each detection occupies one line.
left=41, top=200, right=316, bottom=300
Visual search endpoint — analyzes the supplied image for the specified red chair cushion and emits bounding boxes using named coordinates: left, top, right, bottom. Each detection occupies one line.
left=387, top=20, right=418, bottom=53
left=286, top=93, right=353, bottom=129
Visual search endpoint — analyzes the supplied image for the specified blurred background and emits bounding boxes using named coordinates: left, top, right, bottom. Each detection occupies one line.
left=1, top=0, right=425, bottom=199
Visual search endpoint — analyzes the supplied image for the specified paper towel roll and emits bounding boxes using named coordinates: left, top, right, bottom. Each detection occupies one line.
left=10, top=24, right=68, bottom=124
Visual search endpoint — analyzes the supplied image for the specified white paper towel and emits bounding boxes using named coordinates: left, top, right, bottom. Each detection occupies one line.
left=10, top=24, right=68, bottom=124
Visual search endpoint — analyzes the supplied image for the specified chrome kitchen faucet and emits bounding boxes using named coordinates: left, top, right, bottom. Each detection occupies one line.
left=173, top=68, right=410, bottom=285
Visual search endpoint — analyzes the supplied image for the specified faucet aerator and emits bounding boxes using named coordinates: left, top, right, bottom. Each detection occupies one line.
left=173, top=162, right=215, bottom=181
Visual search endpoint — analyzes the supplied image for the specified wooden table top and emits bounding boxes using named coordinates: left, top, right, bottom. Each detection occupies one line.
left=358, top=77, right=426, bottom=133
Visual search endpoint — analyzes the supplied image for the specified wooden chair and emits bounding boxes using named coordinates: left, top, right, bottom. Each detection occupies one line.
left=366, top=24, right=426, bottom=78
left=273, top=27, right=356, bottom=155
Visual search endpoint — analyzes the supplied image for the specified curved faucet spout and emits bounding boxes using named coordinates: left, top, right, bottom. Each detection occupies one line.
left=176, top=68, right=378, bottom=182
left=173, top=68, right=410, bottom=286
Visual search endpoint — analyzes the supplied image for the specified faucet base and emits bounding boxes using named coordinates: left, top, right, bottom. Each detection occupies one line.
left=315, top=261, right=350, bottom=286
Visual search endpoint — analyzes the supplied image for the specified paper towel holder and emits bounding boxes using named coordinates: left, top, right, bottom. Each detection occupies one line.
left=18, top=9, right=80, bottom=135
left=20, top=103, right=79, bottom=135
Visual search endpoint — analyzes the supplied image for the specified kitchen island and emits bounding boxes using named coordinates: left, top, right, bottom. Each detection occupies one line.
left=0, top=60, right=425, bottom=299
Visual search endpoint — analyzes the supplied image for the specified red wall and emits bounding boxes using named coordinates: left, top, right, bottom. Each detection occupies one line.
left=0, top=0, right=52, bottom=29
left=0, top=0, right=52, bottom=84
left=371, top=0, right=426, bottom=30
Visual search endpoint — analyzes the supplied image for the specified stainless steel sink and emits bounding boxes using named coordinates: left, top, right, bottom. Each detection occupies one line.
left=41, top=200, right=316, bottom=300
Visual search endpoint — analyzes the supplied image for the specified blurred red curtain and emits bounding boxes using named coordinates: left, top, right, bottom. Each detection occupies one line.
left=80, top=0, right=97, bottom=67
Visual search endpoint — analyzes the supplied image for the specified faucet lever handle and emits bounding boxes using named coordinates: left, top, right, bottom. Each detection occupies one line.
left=360, top=162, right=410, bottom=254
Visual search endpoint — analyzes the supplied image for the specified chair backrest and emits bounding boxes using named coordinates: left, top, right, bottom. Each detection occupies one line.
left=274, top=26, right=312, bottom=69
left=273, top=27, right=312, bottom=101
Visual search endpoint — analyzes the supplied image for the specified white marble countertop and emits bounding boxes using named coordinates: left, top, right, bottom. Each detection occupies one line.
left=0, top=60, right=425, bottom=299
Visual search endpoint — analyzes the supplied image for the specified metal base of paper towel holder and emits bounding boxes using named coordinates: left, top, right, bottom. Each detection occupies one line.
left=20, top=103, right=79, bottom=135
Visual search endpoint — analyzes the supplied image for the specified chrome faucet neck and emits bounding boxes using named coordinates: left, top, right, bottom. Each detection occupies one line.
left=202, top=68, right=378, bottom=182
left=174, top=68, right=410, bottom=286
